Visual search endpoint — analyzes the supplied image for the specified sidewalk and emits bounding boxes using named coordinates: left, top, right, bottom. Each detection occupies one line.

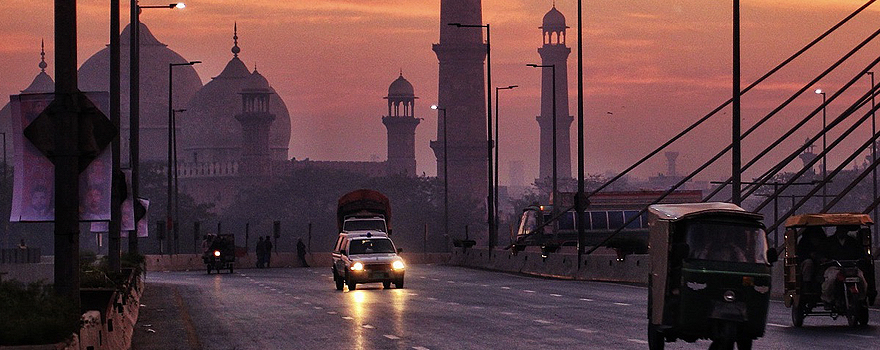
left=131, top=283, right=200, bottom=350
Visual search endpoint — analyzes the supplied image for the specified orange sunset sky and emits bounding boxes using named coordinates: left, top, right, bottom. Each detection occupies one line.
left=2, top=0, right=880, bottom=185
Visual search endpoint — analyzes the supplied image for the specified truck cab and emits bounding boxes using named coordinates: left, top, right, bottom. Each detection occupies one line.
left=332, top=231, right=405, bottom=291
left=342, top=216, right=388, bottom=233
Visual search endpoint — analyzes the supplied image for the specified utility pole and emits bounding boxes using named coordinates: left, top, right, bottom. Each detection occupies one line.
left=54, top=0, right=81, bottom=308
left=108, top=0, right=121, bottom=272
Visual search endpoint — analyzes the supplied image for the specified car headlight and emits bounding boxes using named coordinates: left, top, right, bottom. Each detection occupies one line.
left=351, top=262, right=364, bottom=271
left=213, top=250, right=221, bottom=257
left=392, top=260, right=405, bottom=270
left=723, top=290, right=736, bottom=303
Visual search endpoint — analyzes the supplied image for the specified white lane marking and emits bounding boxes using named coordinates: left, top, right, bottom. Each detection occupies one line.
left=420, top=276, right=426, bottom=279
left=342, top=316, right=354, bottom=320
left=413, top=347, right=430, bottom=350
left=580, top=298, right=593, bottom=302
left=447, top=302, right=460, bottom=306
left=284, top=293, right=292, bottom=296
left=472, top=306, right=484, bottom=309
left=628, top=339, right=648, bottom=344
left=767, top=323, right=789, bottom=328
left=384, top=334, right=401, bottom=340
left=407, top=293, right=418, bottom=296
left=550, top=294, right=562, bottom=297
left=431, top=278, right=440, bottom=281
left=845, top=333, right=874, bottom=339
left=362, top=324, right=375, bottom=329
left=613, top=302, right=630, bottom=306
left=501, top=287, right=511, bottom=290
left=269, top=288, right=277, bottom=291
left=480, top=284, right=489, bottom=287
left=575, top=328, right=597, bottom=333
left=523, top=290, right=536, bottom=293
left=303, top=302, right=312, bottom=305
left=294, top=296, right=302, bottom=300
left=534, top=319, right=552, bottom=324
left=501, top=312, right=514, bottom=316
left=327, top=311, right=338, bottom=315
left=428, top=297, right=437, bottom=301
left=313, top=306, right=323, bottom=310
left=447, top=281, right=455, bottom=284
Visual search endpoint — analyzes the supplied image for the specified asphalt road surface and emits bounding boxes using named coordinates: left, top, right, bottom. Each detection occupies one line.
left=132, top=265, right=880, bottom=349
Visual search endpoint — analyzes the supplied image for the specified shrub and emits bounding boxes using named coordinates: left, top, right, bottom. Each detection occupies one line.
left=0, top=281, right=80, bottom=345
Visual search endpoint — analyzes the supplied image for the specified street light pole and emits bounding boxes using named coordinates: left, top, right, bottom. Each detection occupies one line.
left=109, top=0, right=121, bottom=272
left=529, top=64, right=557, bottom=234
left=168, top=61, right=199, bottom=255
left=816, top=88, right=827, bottom=207
left=432, top=105, right=448, bottom=249
left=732, top=0, right=742, bottom=206
left=448, top=22, right=494, bottom=251
left=494, top=85, right=517, bottom=238
left=131, top=1, right=185, bottom=254
left=576, top=0, right=586, bottom=266
left=869, top=71, right=878, bottom=244
left=173, top=108, right=185, bottom=255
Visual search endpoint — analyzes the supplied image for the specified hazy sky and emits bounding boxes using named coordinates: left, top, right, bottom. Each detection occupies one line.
left=2, top=1, right=880, bottom=185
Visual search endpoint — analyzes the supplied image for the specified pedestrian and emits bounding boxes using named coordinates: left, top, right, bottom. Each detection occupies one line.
left=297, top=238, right=309, bottom=267
left=256, top=237, right=266, bottom=268
left=264, top=236, right=273, bottom=268
left=18, top=239, right=27, bottom=249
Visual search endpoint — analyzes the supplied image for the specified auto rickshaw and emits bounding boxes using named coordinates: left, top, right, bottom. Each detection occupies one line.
left=203, top=234, right=235, bottom=274
left=647, top=203, right=776, bottom=350
left=783, top=213, right=876, bottom=327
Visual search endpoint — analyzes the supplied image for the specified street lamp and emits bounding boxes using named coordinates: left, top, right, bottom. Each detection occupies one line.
left=431, top=105, right=449, bottom=250
left=494, top=85, right=517, bottom=234
left=816, top=88, right=827, bottom=207
left=130, top=0, right=186, bottom=253
left=528, top=63, right=557, bottom=234
left=168, top=60, right=199, bottom=254
left=448, top=22, right=495, bottom=250
left=868, top=72, right=877, bottom=241
left=173, top=108, right=185, bottom=254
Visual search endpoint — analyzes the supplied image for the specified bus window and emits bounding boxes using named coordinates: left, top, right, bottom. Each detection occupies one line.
left=590, top=211, right=608, bottom=230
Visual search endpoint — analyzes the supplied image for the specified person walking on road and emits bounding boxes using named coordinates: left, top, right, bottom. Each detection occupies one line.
left=264, top=236, right=273, bottom=268
left=297, top=238, right=309, bottom=267
left=256, top=237, right=266, bottom=268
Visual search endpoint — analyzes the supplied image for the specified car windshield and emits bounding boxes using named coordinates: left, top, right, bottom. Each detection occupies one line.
left=344, top=219, right=387, bottom=232
left=348, top=239, right=395, bottom=254
left=685, top=221, right=769, bottom=264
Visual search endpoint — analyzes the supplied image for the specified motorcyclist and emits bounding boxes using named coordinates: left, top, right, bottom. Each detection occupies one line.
left=820, top=226, right=868, bottom=304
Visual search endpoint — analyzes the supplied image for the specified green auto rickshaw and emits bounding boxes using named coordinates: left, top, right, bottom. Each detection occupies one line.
left=783, top=213, right=876, bottom=327
left=647, top=203, right=776, bottom=350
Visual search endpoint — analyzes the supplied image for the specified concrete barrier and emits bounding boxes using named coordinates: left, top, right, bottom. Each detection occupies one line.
left=0, top=262, right=54, bottom=284
left=145, top=252, right=450, bottom=271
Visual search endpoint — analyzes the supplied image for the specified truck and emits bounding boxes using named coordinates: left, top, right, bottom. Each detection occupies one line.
left=337, top=189, right=392, bottom=234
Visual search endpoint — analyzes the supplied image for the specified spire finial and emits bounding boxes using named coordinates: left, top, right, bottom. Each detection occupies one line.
left=39, top=39, right=47, bottom=72
left=399, top=68, right=403, bottom=77
left=232, top=22, right=241, bottom=58
left=552, top=0, right=556, bottom=7
left=254, top=62, right=258, bottom=72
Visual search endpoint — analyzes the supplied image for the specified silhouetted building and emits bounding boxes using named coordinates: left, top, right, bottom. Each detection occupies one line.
left=382, top=73, right=420, bottom=177
left=536, top=5, right=573, bottom=181
left=0, top=41, right=54, bottom=161
left=431, top=0, right=489, bottom=207
left=78, top=23, right=204, bottom=162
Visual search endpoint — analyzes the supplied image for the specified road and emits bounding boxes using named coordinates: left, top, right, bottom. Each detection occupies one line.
left=132, top=265, right=880, bottom=349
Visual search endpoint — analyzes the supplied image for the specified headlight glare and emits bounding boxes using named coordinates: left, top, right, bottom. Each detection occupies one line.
left=213, top=250, right=220, bottom=257
left=351, top=262, right=364, bottom=271
left=723, top=290, right=736, bottom=302
left=392, top=260, right=405, bottom=270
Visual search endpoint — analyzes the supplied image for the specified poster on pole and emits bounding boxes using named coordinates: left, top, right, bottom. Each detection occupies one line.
left=9, top=92, right=112, bottom=222
left=122, top=198, right=149, bottom=238
left=90, top=169, right=135, bottom=233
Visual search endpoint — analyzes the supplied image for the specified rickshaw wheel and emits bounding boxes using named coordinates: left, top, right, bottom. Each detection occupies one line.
left=647, top=324, right=664, bottom=350
left=858, top=305, right=869, bottom=326
left=791, top=302, right=805, bottom=327
left=735, top=337, right=752, bottom=350
left=383, top=281, right=391, bottom=289
left=207, top=265, right=212, bottom=274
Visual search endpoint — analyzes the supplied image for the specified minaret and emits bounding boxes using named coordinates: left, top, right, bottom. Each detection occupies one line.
left=431, top=0, right=488, bottom=206
left=235, top=68, right=276, bottom=179
left=536, top=5, right=573, bottom=181
left=382, top=73, right=421, bottom=177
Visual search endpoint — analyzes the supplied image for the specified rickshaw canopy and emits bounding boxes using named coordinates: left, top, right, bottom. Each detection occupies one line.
left=649, top=202, right=762, bottom=222
left=784, top=213, right=873, bottom=228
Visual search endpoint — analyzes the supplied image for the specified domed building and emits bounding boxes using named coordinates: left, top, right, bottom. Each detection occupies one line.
left=178, top=24, right=291, bottom=166
left=77, top=22, right=203, bottom=163
left=382, top=73, right=420, bottom=177
left=0, top=41, right=54, bottom=162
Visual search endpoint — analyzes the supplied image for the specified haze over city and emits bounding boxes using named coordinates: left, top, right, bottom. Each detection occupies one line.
left=2, top=0, right=878, bottom=184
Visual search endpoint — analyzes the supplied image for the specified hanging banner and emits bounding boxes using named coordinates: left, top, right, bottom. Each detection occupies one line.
left=9, top=92, right=112, bottom=222
left=122, top=198, right=149, bottom=238
left=90, top=169, right=135, bottom=233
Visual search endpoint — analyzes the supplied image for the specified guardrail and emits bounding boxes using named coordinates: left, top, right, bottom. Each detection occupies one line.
left=0, top=248, right=41, bottom=264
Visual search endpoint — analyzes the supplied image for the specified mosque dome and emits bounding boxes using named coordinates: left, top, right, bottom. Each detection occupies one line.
left=0, top=42, right=55, bottom=160
left=388, top=74, right=414, bottom=97
left=541, top=6, right=567, bottom=29
left=179, top=25, right=290, bottom=164
left=77, top=22, right=203, bottom=162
